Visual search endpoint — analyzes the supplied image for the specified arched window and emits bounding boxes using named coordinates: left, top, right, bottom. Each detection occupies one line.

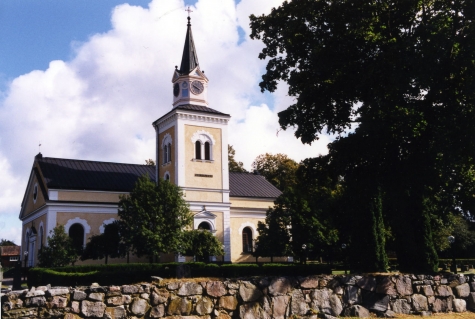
left=204, top=142, right=210, bottom=160
left=69, top=223, right=84, bottom=253
left=191, top=130, right=215, bottom=161
left=163, top=144, right=168, bottom=164
left=165, top=173, right=170, bottom=181
left=198, top=222, right=211, bottom=231
left=162, top=134, right=172, bottom=164
left=195, top=141, right=202, bottom=159
left=167, top=143, right=172, bottom=162
left=242, top=227, right=253, bottom=253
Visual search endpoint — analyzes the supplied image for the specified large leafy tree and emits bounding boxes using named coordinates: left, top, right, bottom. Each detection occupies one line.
left=251, top=0, right=475, bottom=272
left=38, top=225, right=78, bottom=267
left=117, top=175, right=193, bottom=262
left=182, top=230, right=224, bottom=262
left=81, top=222, right=127, bottom=264
left=252, top=153, right=299, bottom=191
left=228, top=145, right=247, bottom=172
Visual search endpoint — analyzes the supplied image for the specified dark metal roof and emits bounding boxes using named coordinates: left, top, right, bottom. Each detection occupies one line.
left=153, top=104, right=229, bottom=127
left=34, top=156, right=281, bottom=199
left=229, top=172, right=282, bottom=198
left=175, top=104, right=228, bottom=115
left=37, top=157, right=156, bottom=192
left=179, top=17, right=199, bottom=75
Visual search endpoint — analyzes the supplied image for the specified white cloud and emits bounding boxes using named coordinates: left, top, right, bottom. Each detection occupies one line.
left=0, top=0, right=331, bottom=245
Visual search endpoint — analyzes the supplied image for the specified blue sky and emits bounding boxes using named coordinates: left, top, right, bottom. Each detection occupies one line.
left=0, top=0, right=199, bottom=81
left=0, top=0, right=331, bottom=245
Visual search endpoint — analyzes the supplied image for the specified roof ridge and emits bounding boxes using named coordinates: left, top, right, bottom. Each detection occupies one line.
left=39, top=157, right=154, bottom=167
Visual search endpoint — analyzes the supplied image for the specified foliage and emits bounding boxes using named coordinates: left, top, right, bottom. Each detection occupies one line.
left=182, top=230, right=224, bottom=262
left=0, top=239, right=16, bottom=246
left=256, top=188, right=338, bottom=263
left=117, top=174, right=193, bottom=261
left=81, top=222, right=127, bottom=264
left=228, top=145, right=247, bottom=172
left=27, top=262, right=331, bottom=286
left=38, top=225, right=79, bottom=267
left=254, top=206, right=292, bottom=262
left=252, top=153, right=298, bottom=191
left=250, top=0, right=475, bottom=273
left=145, top=159, right=155, bottom=166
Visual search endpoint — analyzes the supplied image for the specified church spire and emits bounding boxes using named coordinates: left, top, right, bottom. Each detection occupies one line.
left=179, top=15, right=199, bottom=75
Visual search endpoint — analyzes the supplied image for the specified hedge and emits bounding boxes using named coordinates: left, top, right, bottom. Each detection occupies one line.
left=27, top=262, right=331, bottom=287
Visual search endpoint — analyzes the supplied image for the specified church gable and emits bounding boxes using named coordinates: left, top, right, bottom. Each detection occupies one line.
left=19, top=166, right=47, bottom=219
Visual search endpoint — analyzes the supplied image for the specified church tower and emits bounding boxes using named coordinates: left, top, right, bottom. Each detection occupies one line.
left=172, top=16, right=208, bottom=108
left=152, top=15, right=232, bottom=261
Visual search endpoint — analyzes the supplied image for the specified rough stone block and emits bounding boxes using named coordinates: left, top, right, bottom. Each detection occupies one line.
left=311, top=288, right=332, bottom=313
left=455, top=283, right=470, bottom=298
left=81, top=300, right=106, bottom=318
left=239, top=281, right=262, bottom=302
left=196, top=296, right=213, bottom=315
left=239, top=301, right=266, bottom=319
left=89, top=292, right=105, bottom=302
left=46, top=287, right=69, bottom=296
left=178, top=282, right=203, bottom=296
left=435, top=285, right=453, bottom=297
left=167, top=296, right=192, bottom=316
left=151, top=287, right=169, bottom=304
left=72, top=290, right=87, bottom=301
left=105, top=306, right=127, bottom=319
left=121, top=285, right=139, bottom=294
left=206, top=281, right=227, bottom=297
left=343, top=305, right=370, bottom=317
left=390, top=299, right=411, bottom=314
left=149, top=304, right=165, bottom=318
left=376, top=277, right=396, bottom=295
left=290, top=289, right=308, bottom=316
left=300, top=276, right=319, bottom=289
left=219, top=295, right=238, bottom=311
left=329, top=293, right=343, bottom=316
left=395, top=276, right=412, bottom=296
left=453, top=298, right=467, bottom=312
left=412, top=294, right=428, bottom=312
left=268, top=277, right=292, bottom=296
left=272, top=295, right=290, bottom=319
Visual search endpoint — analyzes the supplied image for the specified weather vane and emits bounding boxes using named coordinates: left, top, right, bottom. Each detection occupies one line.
left=39, top=142, right=42, bottom=153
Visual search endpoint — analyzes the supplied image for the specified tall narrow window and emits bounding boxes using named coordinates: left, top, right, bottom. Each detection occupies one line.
left=163, top=144, right=168, bottom=164
left=204, top=142, right=210, bottom=160
left=69, top=223, right=84, bottom=253
left=195, top=141, right=202, bottom=159
left=167, top=143, right=172, bottom=162
left=242, top=227, right=253, bottom=253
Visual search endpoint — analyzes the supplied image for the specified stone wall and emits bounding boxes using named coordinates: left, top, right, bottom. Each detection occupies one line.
left=2, top=273, right=475, bottom=319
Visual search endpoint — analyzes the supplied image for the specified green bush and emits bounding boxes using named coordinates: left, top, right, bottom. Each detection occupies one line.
left=27, top=262, right=332, bottom=287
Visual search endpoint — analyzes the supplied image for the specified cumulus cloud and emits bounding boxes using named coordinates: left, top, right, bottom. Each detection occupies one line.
left=0, top=0, right=331, bottom=244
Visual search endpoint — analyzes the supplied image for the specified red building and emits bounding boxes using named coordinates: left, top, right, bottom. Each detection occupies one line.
left=0, top=245, right=21, bottom=268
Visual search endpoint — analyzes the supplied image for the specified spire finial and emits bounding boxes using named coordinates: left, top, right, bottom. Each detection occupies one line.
left=185, top=6, right=193, bottom=26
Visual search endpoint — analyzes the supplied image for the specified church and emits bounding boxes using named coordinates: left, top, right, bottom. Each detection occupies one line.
left=19, top=16, right=282, bottom=266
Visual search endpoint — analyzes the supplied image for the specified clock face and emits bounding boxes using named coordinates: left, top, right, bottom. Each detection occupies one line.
left=190, top=80, right=204, bottom=95
left=173, top=83, right=179, bottom=97
left=181, top=81, right=188, bottom=89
